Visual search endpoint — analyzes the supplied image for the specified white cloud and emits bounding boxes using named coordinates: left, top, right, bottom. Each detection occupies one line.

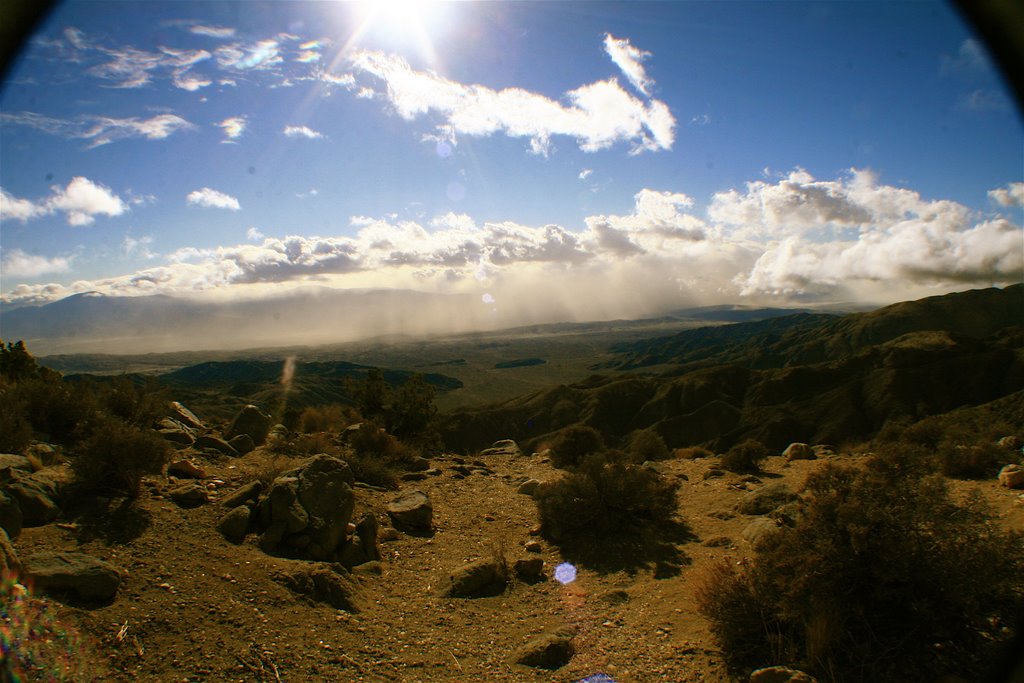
left=189, top=25, right=236, bottom=39
left=247, top=227, right=265, bottom=241
left=603, top=34, right=653, bottom=96
left=942, top=38, right=991, bottom=75
left=1, top=249, right=71, bottom=277
left=989, top=182, right=1024, bottom=207
left=1, top=177, right=127, bottom=226
left=218, top=116, right=247, bottom=140
left=0, top=111, right=195, bottom=148
left=348, top=46, right=675, bottom=155
left=579, top=169, right=593, bottom=180
left=122, top=235, right=156, bottom=259
left=216, top=40, right=283, bottom=70
left=187, top=188, right=241, bottom=210
left=283, top=125, right=323, bottom=139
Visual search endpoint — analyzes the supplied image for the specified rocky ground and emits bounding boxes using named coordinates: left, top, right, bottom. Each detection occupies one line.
left=5, top=438, right=1024, bottom=683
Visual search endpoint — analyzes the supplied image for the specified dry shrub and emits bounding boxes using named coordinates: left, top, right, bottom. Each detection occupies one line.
left=697, top=447, right=1024, bottom=682
left=676, top=445, right=714, bottom=459
left=251, top=454, right=296, bottom=489
left=70, top=417, right=169, bottom=498
left=0, top=388, right=32, bottom=453
left=629, top=429, right=671, bottom=462
left=535, top=453, right=679, bottom=541
left=345, top=421, right=420, bottom=488
left=720, top=438, right=770, bottom=473
left=296, top=404, right=357, bottom=434
left=548, top=424, right=605, bottom=469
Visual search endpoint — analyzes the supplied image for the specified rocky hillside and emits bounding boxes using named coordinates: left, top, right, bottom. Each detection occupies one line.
left=443, top=285, right=1024, bottom=453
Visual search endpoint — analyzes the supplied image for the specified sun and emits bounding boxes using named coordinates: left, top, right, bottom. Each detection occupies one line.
left=346, top=0, right=449, bottom=65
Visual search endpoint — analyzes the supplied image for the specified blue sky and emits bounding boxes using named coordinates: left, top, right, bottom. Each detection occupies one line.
left=0, top=0, right=1021, bottom=317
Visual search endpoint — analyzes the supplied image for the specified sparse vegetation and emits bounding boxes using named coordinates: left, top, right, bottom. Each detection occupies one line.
left=548, top=424, right=605, bottom=469
left=719, top=438, right=770, bottom=473
left=296, top=404, right=357, bottom=433
left=629, top=428, right=671, bottom=461
left=535, top=453, right=679, bottom=541
left=676, top=445, right=714, bottom=459
left=697, top=448, right=1024, bottom=682
left=70, top=416, right=170, bottom=498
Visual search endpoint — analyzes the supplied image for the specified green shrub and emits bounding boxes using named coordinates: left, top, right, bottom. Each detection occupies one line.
left=96, top=375, right=168, bottom=428
left=535, top=453, right=679, bottom=541
left=720, top=438, right=770, bottom=473
left=549, top=424, right=605, bottom=469
left=388, top=374, right=438, bottom=445
left=70, top=417, right=169, bottom=498
left=697, top=448, right=1024, bottom=682
left=629, top=429, right=671, bottom=461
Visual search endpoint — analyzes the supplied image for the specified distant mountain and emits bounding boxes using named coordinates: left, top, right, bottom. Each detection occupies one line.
left=442, top=284, right=1024, bottom=453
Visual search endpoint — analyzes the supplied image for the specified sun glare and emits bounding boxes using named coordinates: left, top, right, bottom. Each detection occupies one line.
left=347, top=0, right=448, bottom=65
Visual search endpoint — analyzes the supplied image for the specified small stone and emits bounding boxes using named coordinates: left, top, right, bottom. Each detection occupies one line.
left=167, top=459, right=206, bottom=479
left=524, top=540, right=542, bottom=553
left=169, top=484, right=208, bottom=508
left=517, top=479, right=541, bottom=496
left=442, top=556, right=508, bottom=598
left=749, top=666, right=820, bottom=683
left=513, top=557, right=545, bottom=583
left=217, top=506, right=251, bottom=544
left=513, top=633, right=574, bottom=669
left=999, top=464, right=1024, bottom=489
left=220, top=480, right=262, bottom=508
left=386, top=490, right=433, bottom=531
left=782, top=443, right=815, bottom=461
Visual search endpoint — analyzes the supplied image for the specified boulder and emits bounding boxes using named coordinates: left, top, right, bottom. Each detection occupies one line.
left=228, top=434, right=255, bottom=456
left=750, top=666, right=820, bottom=683
left=272, top=560, right=364, bottom=612
left=782, top=443, right=815, bottom=461
left=480, top=439, right=522, bottom=457
left=169, top=401, right=205, bottom=430
left=0, top=527, right=21, bottom=574
left=23, top=552, right=121, bottom=601
left=226, top=405, right=273, bottom=446
left=167, top=459, right=206, bottom=479
left=25, top=443, right=60, bottom=466
left=736, top=483, right=798, bottom=515
left=2, top=474, right=59, bottom=526
left=442, top=556, right=508, bottom=598
left=259, top=476, right=309, bottom=549
left=997, top=435, right=1023, bottom=451
left=0, top=489, right=23, bottom=539
left=517, top=479, right=541, bottom=496
left=513, top=557, right=545, bottom=583
left=158, top=428, right=195, bottom=447
left=998, top=464, right=1024, bottom=489
left=168, top=483, right=208, bottom=508
left=742, top=517, right=782, bottom=550
left=194, top=435, right=238, bottom=457
left=513, top=633, right=574, bottom=669
left=221, top=480, right=263, bottom=508
left=387, top=490, right=432, bottom=531
left=217, top=505, right=251, bottom=544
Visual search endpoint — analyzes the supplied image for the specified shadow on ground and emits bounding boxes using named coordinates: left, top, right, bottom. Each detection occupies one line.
left=69, top=496, right=152, bottom=545
left=550, top=518, right=697, bottom=575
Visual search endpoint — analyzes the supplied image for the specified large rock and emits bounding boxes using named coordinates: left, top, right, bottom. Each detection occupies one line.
left=1, top=472, right=60, bottom=526
left=0, top=489, right=22, bottom=539
left=750, top=666, right=820, bottom=683
left=169, top=484, right=208, bottom=508
left=513, top=633, right=574, bottom=669
left=480, top=439, right=522, bottom=457
left=0, top=527, right=20, bottom=574
left=0, top=454, right=33, bottom=471
left=228, top=434, right=255, bottom=456
left=226, top=405, right=273, bottom=446
left=258, top=455, right=355, bottom=560
left=194, top=435, right=238, bottom=457
left=221, top=480, right=263, bottom=508
left=272, top=561, right=364, bottom=612
left=167, top=459, right=206, bottom=479
left=217, top=505, right=251, bottom=544
left=442, top=556, right=508, bottom=598
left=169, top=401, right=205, bottom=430
left=782, top=443, right=815, bottom=461
left=23, top=552, right=121, bottom=601
left=736, top=483, right=798, bottom=516
left=387, top=489, right=432, bottom=531
left=339, top=513, right=381, bottom=568
left=998, top=464, right=1024, bottom=489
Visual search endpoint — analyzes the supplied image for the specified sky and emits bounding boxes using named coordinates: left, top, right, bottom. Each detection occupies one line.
left=0, top=0, right=1022, bottom=323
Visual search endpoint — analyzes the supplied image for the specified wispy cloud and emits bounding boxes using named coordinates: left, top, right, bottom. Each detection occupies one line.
left=578, top=169, right=593, bottom=180
left=603, top=33, right=654, bottom=96
left=283, top=125, right=323, bottom=139
left=1, top=177, right=128, bottom=226
left=189, top=25, right=236, bottom=39
left=216, top=39, right=283, bottom=71
left=1, top=249, right=72, bottom=278
left=347, top=41, right=675, bottom=156
left=218, top=116, right=247, bottom=141
left=187, top=188, right=241, bottom=210
left=0, top=111, right=195, bottom=148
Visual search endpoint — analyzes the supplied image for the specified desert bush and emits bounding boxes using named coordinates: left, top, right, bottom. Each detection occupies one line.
left=936, top=439, right=1007, bottom=479
left=296, top=404, right=357, bottom=433
left=549, top=424, right=605, bottom=469
left=0, top=388, right=32, bottom=453
left=343, top=451, right=399, bottom=489
left=388, top=373, right=438, bottom=445
left=629, top=429, right=671, bottom=461
left=96, top=375, right=168, bottom=428
left=720, top=438, right=770, bottom=473
left=697, top=448, right=1024, bottom=682
left=13, top=377, right=97, bottom=445
left=70, top=417, right=169, bottom=498
left=676, top=445, right=714, bottom=459
left=535, top=453, right=679, bottom=541
left=251, top=454, right=297, bottom=489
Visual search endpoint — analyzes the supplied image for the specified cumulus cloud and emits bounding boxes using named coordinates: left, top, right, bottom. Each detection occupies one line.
left=0, top=111, right=195, bottom=148
left=218, top=116, right=247, bottom=140
left=603, top=34, right=654, bottom=96
left=347, top=46, right=675, bottom=155
left=187, top=188, right=241, bottom=210
left=1, top=177, right=127, bottom=226
left=1, top=249, right=72, bottom=277
left=283, top=125, right=323, bottom=139
left=989, top=182, right=1024, bottom=207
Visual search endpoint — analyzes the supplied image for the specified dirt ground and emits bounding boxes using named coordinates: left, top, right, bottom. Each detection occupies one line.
left=9, top=446, right=1024, bottom=683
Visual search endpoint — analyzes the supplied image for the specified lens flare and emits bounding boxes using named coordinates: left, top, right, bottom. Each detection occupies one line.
left=554, top=562, right=577, bottom=584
